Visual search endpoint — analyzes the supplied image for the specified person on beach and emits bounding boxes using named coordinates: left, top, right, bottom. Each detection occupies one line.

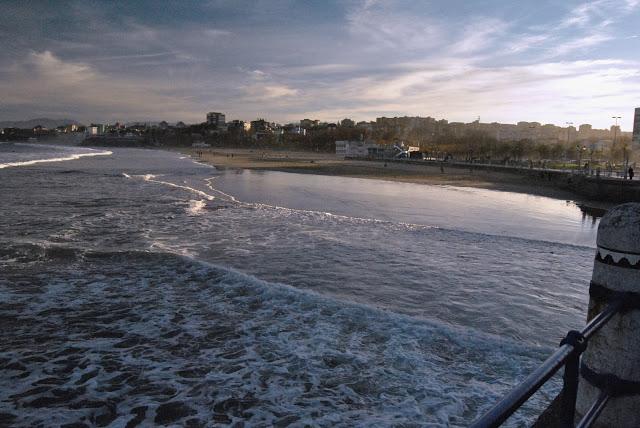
left=629, top=167, right=634, bottom=180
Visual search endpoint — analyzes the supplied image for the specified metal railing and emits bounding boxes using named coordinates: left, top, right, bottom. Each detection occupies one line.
left=471, top=293, right=632, bottom=428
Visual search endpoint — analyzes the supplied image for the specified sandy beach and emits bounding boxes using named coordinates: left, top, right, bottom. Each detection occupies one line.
left=187, top=148, right=612, bottom=208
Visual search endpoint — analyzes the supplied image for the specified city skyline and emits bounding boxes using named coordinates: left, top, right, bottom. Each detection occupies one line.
left=1, top=0, right=639, bottom=129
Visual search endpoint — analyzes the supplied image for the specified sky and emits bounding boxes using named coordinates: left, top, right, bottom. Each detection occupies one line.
left=1, top=0, right=639, bottom=129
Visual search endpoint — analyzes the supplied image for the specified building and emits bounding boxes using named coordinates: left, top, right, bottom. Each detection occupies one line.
left=634, top=108, right=640, bottom=145
left=282, top=124, right=306, bottom=135
left=335, top=140, right=388, bottom=158
left=576, top=124, right=595, bottom=142
left=88, top=124, right=105, bottom=135
left=32, top=125, right=50, bottom=135
left=300, top=119, right=319, bottom=129
left=250, top=119, right=271, bottom=133
left=250, top=119, right=274, bottom=140
left=206, top=112, right=226, bottom=127
left=227, top=120, right=247, bottom=133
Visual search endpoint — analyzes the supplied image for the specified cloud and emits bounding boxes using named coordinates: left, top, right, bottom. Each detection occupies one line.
left=625, top=0, right=640, bottom=9
left=273, top=58, right=640, bottom=127
left=242, top=83, right=299, bottom=99
left=263, top=85, right=298, bottom=98
left=0, top=51, right=202, bottom=121
left=560, top=2, right=601, bottom=28
left=88, top=51, right=180, bottom=62
left=450, top=17, right=509, bottom=55
left=346, top=0, right=443, bottom=51
left=503, top=34, right=551, bottom=54
left=548, top=33, right=613, bottom=56
left=1, top=0, right=639, bottom=130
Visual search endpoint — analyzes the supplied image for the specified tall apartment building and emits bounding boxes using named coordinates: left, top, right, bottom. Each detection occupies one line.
left=206, top=112, right=226, bottom=127
left=634, top=107, right=640, bottom=144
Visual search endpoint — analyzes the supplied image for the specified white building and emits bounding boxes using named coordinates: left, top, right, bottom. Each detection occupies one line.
left=335, top=140, right=385, bottom=158
left=88, top=124, right=104, bottom=135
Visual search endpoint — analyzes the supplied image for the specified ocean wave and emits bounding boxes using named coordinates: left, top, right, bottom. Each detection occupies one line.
left=128, top=173, right=216, bottom=201
left=0, top=242, right=558, bottom=427
left=0, top=147, right=112, bottom=170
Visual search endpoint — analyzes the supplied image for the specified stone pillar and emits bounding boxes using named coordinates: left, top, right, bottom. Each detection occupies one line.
left=576, top=203, right=640, bottom=426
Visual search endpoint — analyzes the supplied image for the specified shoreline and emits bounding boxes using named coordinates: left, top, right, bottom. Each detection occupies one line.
left=185, top=148, right=614, bottom=211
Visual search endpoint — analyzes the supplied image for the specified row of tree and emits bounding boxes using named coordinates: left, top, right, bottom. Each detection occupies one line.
left=426, top=131, right=635, bottom=163
left=144, top=124, right=636, bottom=163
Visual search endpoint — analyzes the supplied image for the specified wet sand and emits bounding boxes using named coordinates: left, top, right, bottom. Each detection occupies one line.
left=186, top=148, right=613, bottom=209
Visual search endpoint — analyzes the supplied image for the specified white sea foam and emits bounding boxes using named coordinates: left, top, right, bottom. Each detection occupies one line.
left=135, top=173, right=216, bottom=201
left=0, top=243, right=558, bottom=427
left=186, top=199, right=207, bottom=215
left=0, top=147, right=112, bottom=169
left=0, top=147, right=593, bottom=427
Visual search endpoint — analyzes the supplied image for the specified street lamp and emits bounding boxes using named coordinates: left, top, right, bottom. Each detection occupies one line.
left=565, top=122, right=574, bottom=169
left=612, top=116, right=624, bottom=177
left=565, top=122, right=573, bottom=141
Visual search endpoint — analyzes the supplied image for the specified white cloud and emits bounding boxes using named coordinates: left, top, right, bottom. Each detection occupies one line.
left=346, top=0, right=443, bottom=51
left=559, top=1, right=608, bottom=28
left=450, top=17, right=509, bottom=55
left=242, top=83, right=299, bottom=99
left=275, top=58, right=640, bottom=128
left=504, top=34, right=551, bottom=54
left=548, top=33, right=613, bottom=57
left=0, top=51, right=201, bottom=121
left=625, top=0, right=640, bottom=10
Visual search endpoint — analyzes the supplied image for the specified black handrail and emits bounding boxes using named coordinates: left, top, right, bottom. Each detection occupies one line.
left=471, top=297, right=626, bottom=428
left=576, top=392, right=610, bottom=428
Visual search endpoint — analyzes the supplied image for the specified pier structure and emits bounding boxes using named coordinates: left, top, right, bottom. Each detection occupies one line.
left=472, top=203, right=640, bottom=427
left=575, top=203, right=640, bottom=426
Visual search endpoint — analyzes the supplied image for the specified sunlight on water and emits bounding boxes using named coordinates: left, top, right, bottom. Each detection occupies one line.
left=212, top=169, right=600, bottom=247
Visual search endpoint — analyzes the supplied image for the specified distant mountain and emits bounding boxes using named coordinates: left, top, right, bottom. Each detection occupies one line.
left=0, top=118, right=82, bottom=129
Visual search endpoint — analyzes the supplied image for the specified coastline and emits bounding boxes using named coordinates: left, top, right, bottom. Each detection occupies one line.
left=185, top=148, right=614, bottom=211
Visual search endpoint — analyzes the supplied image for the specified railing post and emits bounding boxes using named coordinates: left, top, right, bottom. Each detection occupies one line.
left=576, top=203, right=640, bottom=427
left=559, top=330, right=586, bottom=427
left=562, top=352, right=580, bottom=427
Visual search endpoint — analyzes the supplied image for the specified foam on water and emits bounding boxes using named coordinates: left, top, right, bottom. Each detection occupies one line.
left=136, top=174, right=216, bottom=201
left=186, top=199, right=208, bottom=215
left=0, top=143, right=112, bottom=169
left=0, top=146, right=596, bottom=426
left=0, top=242, right=557, bottom=427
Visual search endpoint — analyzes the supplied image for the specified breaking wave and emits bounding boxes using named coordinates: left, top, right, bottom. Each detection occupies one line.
left=0, top=242, right=559, bottom=427
left=0, top=145, right=112, bottom=169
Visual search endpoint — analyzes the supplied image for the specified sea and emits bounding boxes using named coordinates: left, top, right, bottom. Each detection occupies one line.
left=0, top=140, right=600, bottom=427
